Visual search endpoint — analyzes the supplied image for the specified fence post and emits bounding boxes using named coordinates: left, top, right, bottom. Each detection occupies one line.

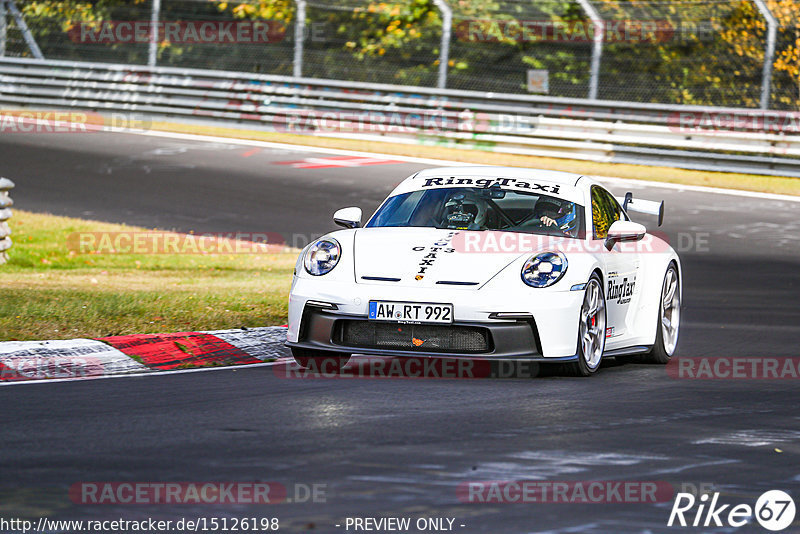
left=576, top=0, right=603, bottom=100
left=431, top=0, right=452, bottom=89
left=0, top=177, right=14, bottom=265
left=751, top=0, right=776, bottom=109
left=6, top=0, right=43, bottom=59
left=293, top=0, right=306, bottom=78
left=0, top=1, right=6, bottom=58
left=148, top=0, right=161, bottom=67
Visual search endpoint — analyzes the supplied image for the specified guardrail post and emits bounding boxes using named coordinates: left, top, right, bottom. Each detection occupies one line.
left=148, top=0, right=161, bottom=67
left=576, top=0, right=603, bottom=100
left=6, top=0, right=43, bottom=59
left=1, top=1, right=7, bottom=58
left=0, top=177, right=14, bottom=265
left=293, top=0, right=306, bottom=78
left=751, top=0, right=776, bottom=109
left=432, top=0, right=452, bottom=89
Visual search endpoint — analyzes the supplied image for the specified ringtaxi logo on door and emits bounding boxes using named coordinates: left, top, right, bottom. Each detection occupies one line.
left=668, top=490, right=795, bottom=531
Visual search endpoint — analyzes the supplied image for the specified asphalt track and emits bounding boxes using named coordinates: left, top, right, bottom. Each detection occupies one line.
left=1, top=131, right=799, bottom=533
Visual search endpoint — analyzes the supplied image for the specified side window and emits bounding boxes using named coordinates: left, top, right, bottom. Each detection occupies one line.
left=591, top=186, right=621, bottom=239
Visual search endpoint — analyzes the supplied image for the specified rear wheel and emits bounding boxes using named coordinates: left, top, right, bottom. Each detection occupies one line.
left=291, top=347, right=351, bottom=372
left=569, top=273, right=606, bottom=377
left=641, top=264, right=680, bottom=364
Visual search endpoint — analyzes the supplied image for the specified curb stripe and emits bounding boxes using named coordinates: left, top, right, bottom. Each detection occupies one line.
left=0, top=360, right=285, bottom=387
left=98, top=332, right=261, bottom=370
left=0, top=327, right=290, bottom=383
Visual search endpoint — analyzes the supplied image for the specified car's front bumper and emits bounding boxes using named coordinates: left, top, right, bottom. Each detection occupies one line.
left=287, top=278, right=583, bottom=360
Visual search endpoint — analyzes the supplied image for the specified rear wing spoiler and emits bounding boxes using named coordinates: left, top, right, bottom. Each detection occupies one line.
left=616, top=192, right=665, bottom=226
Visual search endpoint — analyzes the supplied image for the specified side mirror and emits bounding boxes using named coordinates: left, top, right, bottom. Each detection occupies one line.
left=605, top=220, right=646, bottom=250
left=333, top=207, right=362, bottom=229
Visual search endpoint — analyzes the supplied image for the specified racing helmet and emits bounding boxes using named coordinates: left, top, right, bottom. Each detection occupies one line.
left=443, top=191, right=488, bottom=229
left=533, top=200, right=561, bottom=219
left=534, top=199, right=578, bottom=231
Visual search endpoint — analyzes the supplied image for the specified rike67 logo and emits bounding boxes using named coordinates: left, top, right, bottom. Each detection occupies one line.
left=668, top=490, right=796, bottom=531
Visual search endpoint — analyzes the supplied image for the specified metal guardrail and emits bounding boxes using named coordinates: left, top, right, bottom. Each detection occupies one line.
left=0, top=176, right=13, bottom=265
left=1, top=57, right=800, bottom=177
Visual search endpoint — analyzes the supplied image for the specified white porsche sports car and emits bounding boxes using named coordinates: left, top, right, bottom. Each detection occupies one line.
left=287, top=167, right=681, bottom=376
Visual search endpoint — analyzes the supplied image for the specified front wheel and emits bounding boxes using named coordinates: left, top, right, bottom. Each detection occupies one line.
left=569, top=273, right=606, bottom=377
left=291, top=347, right=351, bottom=372
left=641, top=264, right=680, bottom=364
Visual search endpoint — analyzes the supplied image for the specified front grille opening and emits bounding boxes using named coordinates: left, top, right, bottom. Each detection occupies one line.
left=334, top=320, right=492, bottom=354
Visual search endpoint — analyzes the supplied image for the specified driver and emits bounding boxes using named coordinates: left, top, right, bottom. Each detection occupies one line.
left=534, top=200, right=577, bottom=231
left=442, top=191, right=488, bottom=230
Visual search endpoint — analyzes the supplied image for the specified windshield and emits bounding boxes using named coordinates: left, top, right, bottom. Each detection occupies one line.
left=367, top=187, right=584, bottom=238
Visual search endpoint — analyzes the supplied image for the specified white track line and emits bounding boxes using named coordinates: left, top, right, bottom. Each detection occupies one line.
left=2, top=113, right=797, bottom=202
left=595, top=175, right=800, bottom=203
left=129, top=127, right=800, bottom=203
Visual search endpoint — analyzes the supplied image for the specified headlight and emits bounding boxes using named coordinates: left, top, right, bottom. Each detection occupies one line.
left=304, top=238, right=341, bottom=276
left=521, top=252, right=567, bottom=288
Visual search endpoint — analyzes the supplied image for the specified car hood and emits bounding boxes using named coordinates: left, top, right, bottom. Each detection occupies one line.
left=353, top=227, right=556, bottom=288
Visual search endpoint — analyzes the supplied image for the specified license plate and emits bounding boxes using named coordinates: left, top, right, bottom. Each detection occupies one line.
left=368, top=301, right=453, bottom=324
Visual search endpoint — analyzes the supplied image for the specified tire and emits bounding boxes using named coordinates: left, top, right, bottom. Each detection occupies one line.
left=568, top=273, right=607, bottom=377
left=291, top=347, right=351, bottom=372
left=640, top=263, right=680, bottom=364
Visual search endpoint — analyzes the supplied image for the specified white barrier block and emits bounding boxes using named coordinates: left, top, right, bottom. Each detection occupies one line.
left=0, top=177, right=13, bottom=264
left=205, top=326, right=289, bottom=361
left=0, top=339, right=149, bottom=381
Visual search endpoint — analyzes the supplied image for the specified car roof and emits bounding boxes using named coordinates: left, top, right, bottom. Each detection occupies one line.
left=390, top=166, right=587, bottom=202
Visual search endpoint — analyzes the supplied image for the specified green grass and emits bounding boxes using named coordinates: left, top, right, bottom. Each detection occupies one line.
left=0, top=211, right=296, bottom=341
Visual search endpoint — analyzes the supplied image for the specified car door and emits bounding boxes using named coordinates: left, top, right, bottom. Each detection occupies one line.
left=590, top=185, right=640, bottom=341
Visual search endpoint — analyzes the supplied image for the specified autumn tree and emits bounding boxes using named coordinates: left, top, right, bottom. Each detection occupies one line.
left=13, top=0, right=800, bottom=108
left=720, top=0, right=800, bottom=108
